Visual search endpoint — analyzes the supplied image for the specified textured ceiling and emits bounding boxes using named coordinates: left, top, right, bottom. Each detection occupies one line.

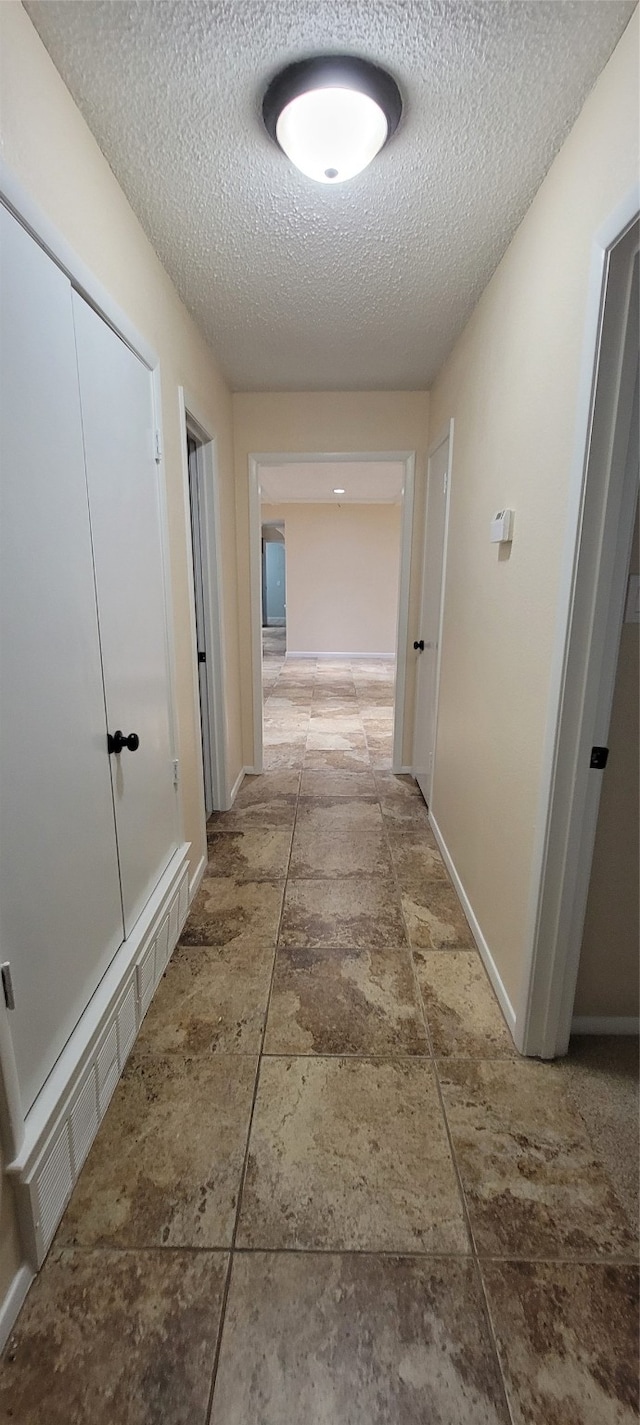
left=260, top=460, right=405, bottom=503
left=25, top=0, right=635, bottom=391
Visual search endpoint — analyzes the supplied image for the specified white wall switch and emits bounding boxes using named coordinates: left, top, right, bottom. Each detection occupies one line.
left=490, top=508, right=514, bottom=543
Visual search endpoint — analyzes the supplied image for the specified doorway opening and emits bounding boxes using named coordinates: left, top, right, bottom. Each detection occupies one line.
left=249, top=453, right=415, bottom=775
left=182, top=400, right=228, bottom=819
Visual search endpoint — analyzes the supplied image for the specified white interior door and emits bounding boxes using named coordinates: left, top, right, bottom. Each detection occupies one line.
left=72, top=293, right=178, bottom=935
left=413, top=429, right=452, bottom=805
left=0, top=207, right=125, bottom=1113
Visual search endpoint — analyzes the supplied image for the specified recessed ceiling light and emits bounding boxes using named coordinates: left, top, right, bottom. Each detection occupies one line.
left=263, top=56, right=402, bottom=185
left=333, top=487, right=346, bottom=494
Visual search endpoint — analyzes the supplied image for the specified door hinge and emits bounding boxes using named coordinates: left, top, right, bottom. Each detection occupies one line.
left=1, top=963, right=15, bottom=1011
left=173, top=759, right=179, bottom=788
left=154, top=428, right=162, bottom=464
left=198, top=650, right=206, bottom=664
left=590, top=746, right=609, bottom=770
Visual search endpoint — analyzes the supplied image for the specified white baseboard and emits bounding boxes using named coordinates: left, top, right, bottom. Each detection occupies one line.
left=226, top=765, right=246, bottom=808
left=429, top=813, right=518, bottom=1039
left=286, top=651, right=396, bottom=660
left=0, top=1263, right=33, bottom=1354
left=189, top=853, right=207, bottom=902
left=571, top=1016, right=639, bottom=1035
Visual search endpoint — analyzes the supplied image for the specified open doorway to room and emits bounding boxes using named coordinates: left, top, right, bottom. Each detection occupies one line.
left=250, top=455, right=415, bottom=776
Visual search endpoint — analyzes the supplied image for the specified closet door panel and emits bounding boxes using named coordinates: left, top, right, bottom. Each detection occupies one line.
left=0, top=207, right=125, bottom=1114
left=72, top=294, right=178, bottom=934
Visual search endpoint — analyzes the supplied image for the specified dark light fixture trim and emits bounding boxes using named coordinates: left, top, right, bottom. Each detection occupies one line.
left=263, top=54, right=403, bottom=149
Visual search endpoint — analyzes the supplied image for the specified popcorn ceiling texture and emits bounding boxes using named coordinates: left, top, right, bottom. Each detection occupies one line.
left=25, top=0, right=635, bottom=392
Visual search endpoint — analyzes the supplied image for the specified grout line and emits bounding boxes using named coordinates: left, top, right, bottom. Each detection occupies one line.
left=204, top=751, right=302, bottom=1422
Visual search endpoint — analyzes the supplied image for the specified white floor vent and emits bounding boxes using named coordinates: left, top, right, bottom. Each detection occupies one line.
left=69, top=1070, right=99, bottom=1176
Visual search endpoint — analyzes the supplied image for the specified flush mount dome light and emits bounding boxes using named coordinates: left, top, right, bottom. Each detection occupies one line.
left=333, top=487, right=346, bottom=494
left=263, top=56, right=402, bottom=184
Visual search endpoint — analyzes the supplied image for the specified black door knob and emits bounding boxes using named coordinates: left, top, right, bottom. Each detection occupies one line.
left=108, top=730, right=140, bottom=755
left=413, top=639, right=425, bottom=652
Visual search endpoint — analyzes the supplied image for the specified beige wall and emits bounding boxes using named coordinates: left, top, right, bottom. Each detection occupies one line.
left=575, top=503, right=639, bottom=1018
left=0, top=2, right=244, bottom=879
left=233, top=392, right=430, bottom=763
left=428, top=11, right=639, bottom=1010
left=0, top=2, right=243, bottom=1314
left=262, top=502, right=402, bottom=654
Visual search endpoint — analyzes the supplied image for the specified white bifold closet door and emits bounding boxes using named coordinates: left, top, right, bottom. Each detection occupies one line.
left=72, top=294, right=178, bottom=935
left=0, top=207, right=124, bottom=1114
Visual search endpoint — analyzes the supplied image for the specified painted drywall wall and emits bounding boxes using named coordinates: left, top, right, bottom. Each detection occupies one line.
left=574, top=502, right=639, bottom=1018
left=0, top=1, right=243, bottom=1321
left=233, top=391, right=430, bottom=763
left=428, top=10, right=639, bottom=1012
left=0, top=2, right=243, bottom=876
left=261, top=503, right=402, bottom=654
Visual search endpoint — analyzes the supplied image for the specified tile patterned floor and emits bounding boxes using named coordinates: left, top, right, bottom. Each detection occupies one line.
left=1, top=642, right=638, bottom=1424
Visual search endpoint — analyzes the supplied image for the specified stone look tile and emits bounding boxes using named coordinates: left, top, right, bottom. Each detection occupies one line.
left=388, top=831, right=449, bottom=884
left=300, top=767, right=377, bottom=797
left=237, top=1056, right=468, bottom=1252
left=304, top=745, right=372, bottom=770
left=57, top=1052, right=257, bottom=1248
left=264, top=943, right=428, bottom=1056
left=279, top=876, right=407, bottom=948
left=440, top=1059, right=638, bottom=1260
left=263, top=743, right=306, bottom=770
left=559, top=1037, right=640, bottom=1230
left=415, top=950, right=517, bottom=1058
left=374, top=771, right=422, bottom=798
left=481, top=1260, right=639, bottom=1425
left=289, top=797, right=392, bottom=879
left=180, top=875, right=284, bottom=947
left=136, top=940, right=275, bottom=1054
left=379, top=793, right=433, bottom=832
left=212, top=1253, right=510, bottom=1425
left=0, top=1249, right=227, bottom=1425
left=402, top=878, right=476, bottom=950
left=206, top=826, right=292, bottom=880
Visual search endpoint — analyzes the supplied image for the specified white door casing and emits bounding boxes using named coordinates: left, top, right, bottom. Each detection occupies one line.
left=72, top=292, right=178, bottom=935
left=0, top=206, right=125, bottom=1113
left=412, top=424, right=453, bottom=805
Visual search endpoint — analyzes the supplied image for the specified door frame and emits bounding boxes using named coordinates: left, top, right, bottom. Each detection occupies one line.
left=519, top=188, right=639, bottom=1058
left=412, top=419, right=454, bottom=806
left=179, top=391, right=229, bottom=821
left=248, top=450, right=415, bottom=773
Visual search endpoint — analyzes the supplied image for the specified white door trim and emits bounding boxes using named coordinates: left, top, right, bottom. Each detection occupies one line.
left=412, top=419, right=454, bottom=806
left=518, top=187, right=640, bottom=1059
left=248, top=450, right=416, bottom=774
left=179, top=390, right=229, bottom=815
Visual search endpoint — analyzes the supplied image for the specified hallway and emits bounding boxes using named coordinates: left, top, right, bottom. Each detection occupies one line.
left=1, top=656, right=637, bottom=1422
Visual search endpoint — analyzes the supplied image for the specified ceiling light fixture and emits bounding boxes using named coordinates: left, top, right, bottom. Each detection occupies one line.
left=263, top=56, right=402, bottom=185
left=333, top=487, right=346, bottom=494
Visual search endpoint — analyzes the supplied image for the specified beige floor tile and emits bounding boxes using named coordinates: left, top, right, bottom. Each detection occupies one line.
left=211, top=1253, right=510, bottom=1425
left=264, top=943, right=428, bottom=1056
left=379, top=793, right=432, bottom=832
left=181, top=875, right=284, bottom=947
left=0, top=1249, right=227, bottom=1425
left=306, top=728, right=368, bottom=753
left=402, top=879, right=475, bottom=949
left=218, top=769, right=301, bottom=801
left=304, top=745, right=372, bottom=770
left=236, top=1060, right=467, bottom=1248
left=136, top=940, right=275, bottom=1054
left=300, top=767, right=377, bottom=797
left=481, top=1260, right=639, bottom=1425
left=289, top=798, right=392, bottom=879
left=388, top=831, right=449, bottom=884
left=440, top=1059, right=638, bottom=1259
left=206, top=826, right=292, bottom=880
left=373, top=771, right=422, bottom=798
left=57, top=1052, right=257, bottom=1248
left=279, top=876, right=407, bottom=948
left=263, top=743, right=306, bottom=769
left=415, top=950, right=517, bottom=1058
left=237, top=1056, right=469, bottom=1252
